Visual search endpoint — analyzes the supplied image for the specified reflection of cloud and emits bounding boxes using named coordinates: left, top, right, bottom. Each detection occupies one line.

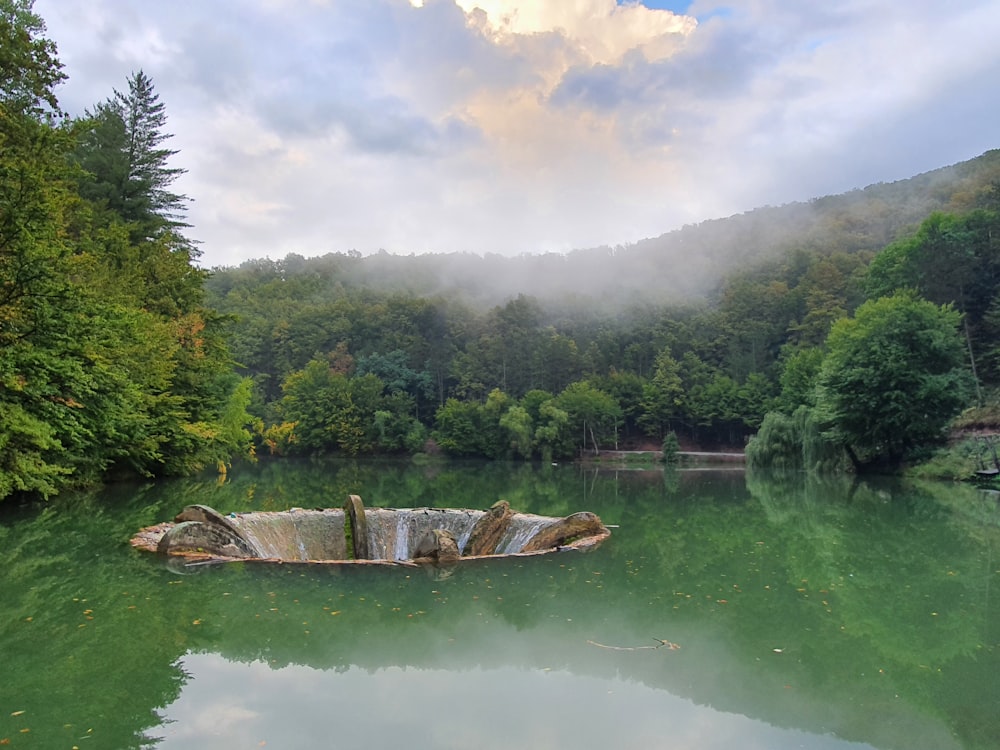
left=155, top=654, right=887, bottom=750
left=163, top=700, right=258, bottom=742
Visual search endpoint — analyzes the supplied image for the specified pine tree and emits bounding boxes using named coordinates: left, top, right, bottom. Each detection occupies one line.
left=76, top=69, right=190, bottom=243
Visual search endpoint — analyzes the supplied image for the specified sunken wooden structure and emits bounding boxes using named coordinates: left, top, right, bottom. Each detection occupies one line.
left=131, top=497, right=610, bottom=567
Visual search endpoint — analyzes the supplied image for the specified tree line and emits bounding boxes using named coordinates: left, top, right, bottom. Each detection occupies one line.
left=2, top=0, right=999, bottom=502
left=206, top=194, right=999, bottom=470
left=0, top=1, right=254, bottom=501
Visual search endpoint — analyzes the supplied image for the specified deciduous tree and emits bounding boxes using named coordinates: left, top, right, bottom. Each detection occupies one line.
left=815, top=292, right=972, bottom=469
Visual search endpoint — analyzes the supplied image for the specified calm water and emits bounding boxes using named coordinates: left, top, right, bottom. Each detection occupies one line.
left=1, top=459, right=997, bottom=749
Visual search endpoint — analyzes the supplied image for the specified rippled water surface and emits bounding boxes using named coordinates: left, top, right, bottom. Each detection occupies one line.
left=1, top=459, right=997, bottom=749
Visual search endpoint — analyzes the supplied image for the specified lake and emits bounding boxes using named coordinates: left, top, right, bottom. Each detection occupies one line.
left=1, top=459, right=997, bottom=749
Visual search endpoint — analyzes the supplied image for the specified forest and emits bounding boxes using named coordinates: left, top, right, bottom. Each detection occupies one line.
left=3, top=0, right=1000, bottom=503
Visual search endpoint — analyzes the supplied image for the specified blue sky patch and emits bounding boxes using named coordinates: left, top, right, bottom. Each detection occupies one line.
left=619, top=0, right=692, bottom=14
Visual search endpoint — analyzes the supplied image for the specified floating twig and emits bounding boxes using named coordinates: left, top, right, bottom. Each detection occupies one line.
left=587, top=637, right=680, bottom=651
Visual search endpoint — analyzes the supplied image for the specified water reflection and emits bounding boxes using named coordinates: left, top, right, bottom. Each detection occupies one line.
left=1, top=460, right=997, bottom=749
left=155, top=653, right=882, bottom=750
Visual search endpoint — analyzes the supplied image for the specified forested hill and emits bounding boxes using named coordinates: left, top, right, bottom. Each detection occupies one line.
left=209, top=148, right=1000, bottom=310
left=205, top=144, right=1000, bottom=471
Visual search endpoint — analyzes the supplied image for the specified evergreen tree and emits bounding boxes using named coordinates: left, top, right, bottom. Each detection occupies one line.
left=75, top=69, right=190, bottom=244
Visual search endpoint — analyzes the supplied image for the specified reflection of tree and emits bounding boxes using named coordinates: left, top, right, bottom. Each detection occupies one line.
left=0, top=491, right=192, bottom=748
left=750, top=473, right=984, bottom=664
left=1, top=463, right=997, bottom=749
left=746, top=471, right=1000, bottom=747
left=907, top=481, right=1000, bottom=649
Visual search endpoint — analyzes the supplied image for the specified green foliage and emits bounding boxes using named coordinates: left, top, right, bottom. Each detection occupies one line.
left=554, top=381, right=622, bottom=455
left=0, top=398, right=68, bottom=497
left=589, top=370, right=644, bottom=443
left=0, top=86, right=76, bottom=350
left=661, top=431, right=680, bottom=465
left=499, top=404, right=533, bottom=459
left=815, top=292, right=973, bottom=468
left=746, top=411, right=801, bottom=471
left=794, top=405, right=849, bottom=472
left=903, top=438, right=982, bottom=482
left=638, top=348, right=683, bottom=438
left=737, top=371, right=777, bottom=428
left=865, top=209, right=1000, bottom=391
left=0, top=0, right=64, bottom=118
left=432, top=388, right=511, bottom=459
left=278, top=360, right=389, bottom=455
left=533, top=399, right=571, bottom=462
left=746, top=406, right=846, bottom=473
left=74, top=69, right=189, bottom=243
left=0, top=15, right=264, bottom=499
left=777, top=345, right=824, bottom=412
left=215, top=377, right=259, bottom=464
left=356, top=349, right=432, bottom=401
left=433, top=398, right=486, bottom=457
left=373, top=391, right=426, bottom=453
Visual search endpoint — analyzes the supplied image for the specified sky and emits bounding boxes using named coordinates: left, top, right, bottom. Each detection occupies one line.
left=33, top=0, right=1000, bottom=268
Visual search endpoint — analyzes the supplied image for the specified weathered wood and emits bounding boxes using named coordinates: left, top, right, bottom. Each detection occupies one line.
left=520, top=512, right=608, bottom=553
left=344, top=494, right=369, bottom=560
left=156, top=520, right=257, bottom=558
left=464, top=500, right=513, bottom=556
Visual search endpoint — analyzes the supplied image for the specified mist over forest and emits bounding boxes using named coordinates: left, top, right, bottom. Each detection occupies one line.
left=211, top=150, right=1000, bottom=313
left=203, top=148, right=1000, bottom=475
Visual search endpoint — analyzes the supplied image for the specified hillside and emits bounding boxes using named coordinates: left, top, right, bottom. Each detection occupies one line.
left=210, top=149, right=1000, bottom=310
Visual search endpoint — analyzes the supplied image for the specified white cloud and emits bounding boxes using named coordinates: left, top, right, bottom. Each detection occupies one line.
left=453, top=0, right=696, bottom=66
left=33, top=0, right=1000, bottom=267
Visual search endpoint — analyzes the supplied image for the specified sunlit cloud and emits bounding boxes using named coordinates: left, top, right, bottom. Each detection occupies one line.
left=452, top=0, right=696, bottom=65
left=34, top=0, right=1000, bottom=267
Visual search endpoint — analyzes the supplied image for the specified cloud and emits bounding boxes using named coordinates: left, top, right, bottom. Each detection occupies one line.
left=34, top=0, right=1000, bottom=267
left=453, top=0, right=696, bottom=65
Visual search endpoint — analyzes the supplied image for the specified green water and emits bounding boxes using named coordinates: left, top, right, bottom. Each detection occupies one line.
left=1, top=459, right=997, bottom=749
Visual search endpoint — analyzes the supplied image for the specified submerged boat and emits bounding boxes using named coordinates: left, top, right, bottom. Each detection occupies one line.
left=131, top=496, right=610, bottom=567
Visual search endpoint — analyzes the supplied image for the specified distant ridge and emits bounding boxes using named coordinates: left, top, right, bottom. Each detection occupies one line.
left=213, top=149, right=1000, bottom=311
